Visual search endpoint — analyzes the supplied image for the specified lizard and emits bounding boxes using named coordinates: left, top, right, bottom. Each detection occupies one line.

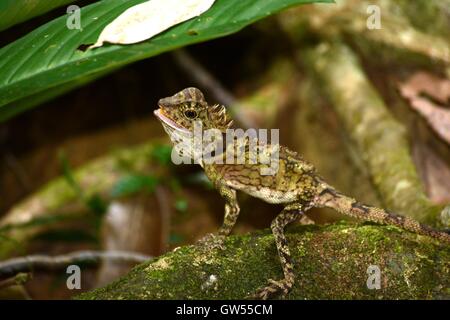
left=154, top=87, right=450, bottom=299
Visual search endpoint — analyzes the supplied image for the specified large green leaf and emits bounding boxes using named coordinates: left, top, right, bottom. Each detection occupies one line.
left=0, top=0, right=80, bottom=31
left=0, top=0, right=332, bottom=122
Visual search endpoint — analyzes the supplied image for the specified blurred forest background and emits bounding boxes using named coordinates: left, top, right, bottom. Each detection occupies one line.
left=0, top=0, right=449, bottom=299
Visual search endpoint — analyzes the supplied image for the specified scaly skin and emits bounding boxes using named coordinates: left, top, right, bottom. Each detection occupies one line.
left=154, top=87, right=450, bottom=300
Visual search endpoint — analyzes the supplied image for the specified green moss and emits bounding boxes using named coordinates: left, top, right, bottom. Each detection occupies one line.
left=78, top=222, right=450, bottom=300
left=395, top=0, right=450, bottom=37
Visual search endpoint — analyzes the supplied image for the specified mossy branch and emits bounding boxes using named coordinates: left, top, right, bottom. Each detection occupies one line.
left=78, top=222, right=449, bottom=300
left=303, top=41, right=448, bottom=227
left=280, top=0, right=450, bottom=66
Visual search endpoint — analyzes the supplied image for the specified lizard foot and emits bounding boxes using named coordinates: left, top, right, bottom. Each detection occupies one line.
left=248, top=279, right=291, bottom=300
left=197, top=233, right=226, bottom=251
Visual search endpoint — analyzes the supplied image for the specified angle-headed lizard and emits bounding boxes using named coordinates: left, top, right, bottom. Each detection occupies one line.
left=154, top=87, right=450, bottom=299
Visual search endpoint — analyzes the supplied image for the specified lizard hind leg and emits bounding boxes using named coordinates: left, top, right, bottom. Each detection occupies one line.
left=251, top=204, right=304, bottom=300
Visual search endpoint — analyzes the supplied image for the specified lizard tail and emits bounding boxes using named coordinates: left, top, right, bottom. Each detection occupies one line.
left=315, top=185, right=450, bottom=243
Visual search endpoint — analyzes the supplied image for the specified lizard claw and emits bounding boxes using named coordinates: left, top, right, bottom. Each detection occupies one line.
left=197, top=233, right=226, bottom=251
left=248, top=279, right=291, bottom=300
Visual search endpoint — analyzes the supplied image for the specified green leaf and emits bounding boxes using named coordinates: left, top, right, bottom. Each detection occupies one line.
left=0, top=0, right=332, bottom=122
left=111, top=174, right=159, bottom=198
left=151, top=144, right=173, bottom=166
left=0, top=0, right=79, bottom=32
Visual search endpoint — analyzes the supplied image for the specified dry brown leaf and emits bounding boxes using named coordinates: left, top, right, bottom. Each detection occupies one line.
left=400, top=72, right=450, bottom=103
left=413, top=143, right=450, bottom=204
left=399, top=72, right=450, bottom=145
left=89, top=0, right=216, bottom=50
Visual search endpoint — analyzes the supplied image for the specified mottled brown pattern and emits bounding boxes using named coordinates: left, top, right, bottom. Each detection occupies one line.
left=155, top=88, right=450, bottom=300
left=315, top=187, right=450, bottom=243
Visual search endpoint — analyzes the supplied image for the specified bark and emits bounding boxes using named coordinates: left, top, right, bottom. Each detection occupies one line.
left=279, top=0, right=450, bottom=66
left=77, top=222, right=450, bottom=300
left=303, top=41, right=448, bottom=227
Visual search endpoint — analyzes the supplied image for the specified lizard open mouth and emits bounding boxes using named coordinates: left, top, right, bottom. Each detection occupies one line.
left=154, top=109, right=190, bottom=134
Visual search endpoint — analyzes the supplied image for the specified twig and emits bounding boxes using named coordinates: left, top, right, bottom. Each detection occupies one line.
left=0, top=273, right=31, bottom=289
left=0, top=250, right=152, bottom=278
left=172, top=49, right=254, bottom=128
left=172, top=49, right=236, bottom=106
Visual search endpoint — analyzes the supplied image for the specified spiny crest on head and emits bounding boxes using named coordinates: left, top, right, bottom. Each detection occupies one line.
left=209, top=103, right=233, bottom=131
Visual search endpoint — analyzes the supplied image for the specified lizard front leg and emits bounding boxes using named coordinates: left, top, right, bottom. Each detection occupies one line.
left=198, top=181, right=240, bottom=250
left=251, top=204, right=304, bottom=300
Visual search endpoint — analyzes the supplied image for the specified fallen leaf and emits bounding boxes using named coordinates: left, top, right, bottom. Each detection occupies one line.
left=413, top=143, right=450, bottom=204
left=399, top=72, right=450, bottom=104
left=399, top=72, right=450, bottom=145
left=89, top=0, right=216, bottom=50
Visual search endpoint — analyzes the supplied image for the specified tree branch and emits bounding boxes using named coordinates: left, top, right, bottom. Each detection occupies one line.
left=77, top=222, right=450, bottom=300
left=0, top=250, right=151, bottom=279
left=303, top=41, right=448, bottom=227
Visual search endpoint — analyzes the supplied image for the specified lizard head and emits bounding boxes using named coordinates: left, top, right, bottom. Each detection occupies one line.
left=154, top=87, right=233, bottom=137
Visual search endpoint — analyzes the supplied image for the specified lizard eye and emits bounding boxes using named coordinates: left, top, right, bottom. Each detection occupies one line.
left=184, top=110, right=198, bottom=119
